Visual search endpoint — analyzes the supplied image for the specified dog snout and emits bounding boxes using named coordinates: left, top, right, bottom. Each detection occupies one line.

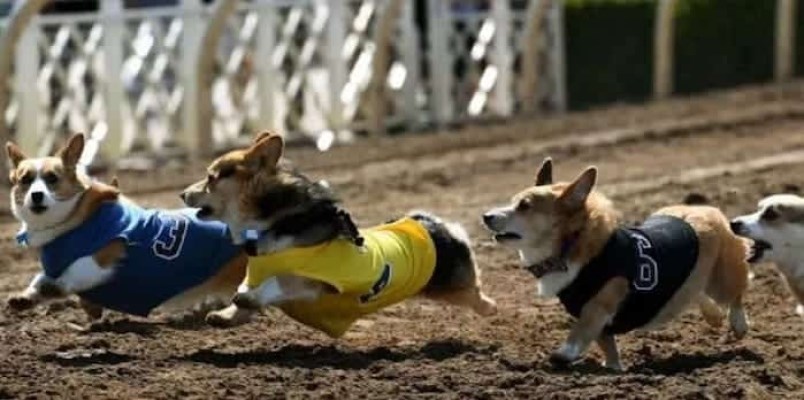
left=730, top=220, right=744, bottom=234
left=30, top=191, right=44, bottom=205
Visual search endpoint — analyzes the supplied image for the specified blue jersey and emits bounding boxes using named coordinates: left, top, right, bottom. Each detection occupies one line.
left=37, top=202, right=242, bottom=316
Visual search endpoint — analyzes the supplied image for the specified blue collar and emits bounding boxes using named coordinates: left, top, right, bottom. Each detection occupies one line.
left=16, top=229, right=29, bottom=247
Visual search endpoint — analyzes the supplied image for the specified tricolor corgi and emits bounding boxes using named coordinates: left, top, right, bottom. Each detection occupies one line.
left=482, top=158, right=752, bottom=370
left=180, top=132, right=497, bottom=337
left=5, top=134, right=249, bottom=322
left=731, top=194, right=804, bottom=317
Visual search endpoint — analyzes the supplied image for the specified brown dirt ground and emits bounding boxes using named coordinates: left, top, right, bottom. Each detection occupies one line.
left=2, top=83, right=804, bottom=399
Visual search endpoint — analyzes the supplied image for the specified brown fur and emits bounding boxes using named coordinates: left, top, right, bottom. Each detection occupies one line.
left=6, top=134, right=249, bottom=323
left=485, top=158, right=751, bottom=369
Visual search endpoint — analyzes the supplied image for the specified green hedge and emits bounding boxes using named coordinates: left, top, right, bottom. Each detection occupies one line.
left=564, top=0, right=804, bottom=110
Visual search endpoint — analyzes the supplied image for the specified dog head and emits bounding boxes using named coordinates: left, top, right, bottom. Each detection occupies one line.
left=731, top=194, right=804, bottom=264
left=6, top=134, right=89, bottom=232
left=181, top=132, right=333, bottom=244
left=482, top=158, right=602, bottom=269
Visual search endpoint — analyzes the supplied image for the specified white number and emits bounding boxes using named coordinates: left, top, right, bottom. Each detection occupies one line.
left=630, top=232, right=658, bottom=291
left=153, top=214, right=189, bottom=260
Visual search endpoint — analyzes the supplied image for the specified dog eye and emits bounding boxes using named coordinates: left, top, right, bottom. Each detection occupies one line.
left=42, top=172, right=59, bottom=185
left=19, top=173, right=34, bottom=185
left=761, top=207, right=779, bottom=221
left=516, top=200, right=531, bottom=211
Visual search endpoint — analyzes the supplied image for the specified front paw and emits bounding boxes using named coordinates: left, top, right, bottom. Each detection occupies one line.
left=231, top=293, right=261, bottom=310
left=7, top=294, right=37, bottom=311
left=38, top=281, right=66, bottom=298
left=549, top=343, right=581, bottom=367
left=206, top=305, right=253, bottom=328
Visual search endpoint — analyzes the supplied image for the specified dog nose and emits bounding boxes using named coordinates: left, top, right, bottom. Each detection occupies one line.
left=730, top=220, right=744, bottom=234
left=482, top=213, right=495, bottom=226
left=30, top=191, right=44, bottom=205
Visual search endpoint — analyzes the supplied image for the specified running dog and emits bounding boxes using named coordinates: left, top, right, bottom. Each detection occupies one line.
left=5, top=134, right=248, bottom=321
left=482, top=158, right=752, bottom=370
left=180, top=132, right=497, bottom=337
left=731, top=194, right=804, bottom=317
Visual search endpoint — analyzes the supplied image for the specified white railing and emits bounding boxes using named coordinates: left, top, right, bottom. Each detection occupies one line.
left=0, top=0, right=566, bottom=175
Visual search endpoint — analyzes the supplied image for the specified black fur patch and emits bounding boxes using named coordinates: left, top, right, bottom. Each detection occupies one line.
left=409, top=212, right=473, bottom=292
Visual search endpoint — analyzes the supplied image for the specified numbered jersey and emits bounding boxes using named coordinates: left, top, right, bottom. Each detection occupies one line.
left=244, top=217, right=437, bottom=338
left=39, top=202, right=241, bottom=316
left=558, top=215, right=699, bottom=335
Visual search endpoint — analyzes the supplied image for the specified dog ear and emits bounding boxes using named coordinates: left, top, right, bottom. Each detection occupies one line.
left=535, top=157, right=553, bottom=186
left=110, top=176, right=120, bottom=188
left=5, top=141, right=26, bottom=168
left=558, top=167, right=597, bottom=212
left=246, top=134, right=284, bottom=170
left=57, top=133, right=85, bottom=168
left=253, top=131, right=275, bottom=144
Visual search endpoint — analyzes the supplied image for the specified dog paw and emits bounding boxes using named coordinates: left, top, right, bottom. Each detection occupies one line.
left=7, top=295, right=36, bottom=311
left=205, top=305, right=253, bottom=328
left=549, top=343, right=581, bottom=367
left=602, top=360, right=624, bottom=372
left=796, top=304, right=803, bottom=317
left=475, top=297, right=498, bottom=317
left=231, top=293, right=261, bottom=310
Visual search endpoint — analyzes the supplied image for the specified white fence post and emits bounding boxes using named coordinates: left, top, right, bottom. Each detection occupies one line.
left=426, top=0, right=453, bottom=126
left=255, top=0, right=278, bottom=135
left=101, top=0, right=126, bottom=161
left=196, top=0, right=238, bottom=155
left=15, top=17, right=39, bottom=156
left=397, top=0, right=421, bottom=127
left=180, top=0, right=205, bottom=159
left=490, top=0, right=513, bottom=116
left=0, top=0, right=51, bottom=178
left=549, top=0, right=567, bottom=111
left=775, top=0, right=798, bottom=82
left=654, top=0, right=678, bottom=100
left=324, top=0, right=348, bottom=132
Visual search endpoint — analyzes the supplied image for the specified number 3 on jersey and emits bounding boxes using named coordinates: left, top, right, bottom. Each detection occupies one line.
left=630, top=232, right=659, bottom=291
left=153, top=214, right=189, bottom=260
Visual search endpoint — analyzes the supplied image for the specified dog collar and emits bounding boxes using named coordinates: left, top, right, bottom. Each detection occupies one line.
left=16, top=230, right=29, bottom=247
left=524, top=231, right=579, bottom=278
left=526, top=256, right=568, bottom=278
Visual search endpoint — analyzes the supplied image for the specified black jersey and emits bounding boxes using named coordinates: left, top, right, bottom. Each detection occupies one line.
left=558, top=215, right=699, bottom=335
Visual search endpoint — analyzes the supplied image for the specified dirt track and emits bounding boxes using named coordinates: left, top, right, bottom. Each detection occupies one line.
left=2, top=83, right=804, bottom=399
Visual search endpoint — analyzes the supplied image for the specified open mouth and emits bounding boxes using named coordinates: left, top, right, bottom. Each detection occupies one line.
left=493, top=232, right=522, bottom=242
left=196, top=206, right=214, bottom=218
left=29, top=205, right=48, bottom=215
left=748, top=240, right=772, bottom=263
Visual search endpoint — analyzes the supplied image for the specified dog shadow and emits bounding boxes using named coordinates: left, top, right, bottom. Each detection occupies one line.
left=83, top=318, right=161, bottom=337
left=40, top=349, right=135, bottom=367
left=175, top=339, right=489, bottom=370
left=630, top=347, right=764, bottom=375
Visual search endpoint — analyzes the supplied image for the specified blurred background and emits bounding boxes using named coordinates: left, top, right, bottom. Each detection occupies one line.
left=0, top=0, right=801, bottom=172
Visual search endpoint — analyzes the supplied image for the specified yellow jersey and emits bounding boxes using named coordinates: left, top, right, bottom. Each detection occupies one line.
left=244, top=217, right=437, bottom=337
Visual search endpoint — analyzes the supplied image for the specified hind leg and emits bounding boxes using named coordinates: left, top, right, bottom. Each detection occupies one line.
left=697, top=294, right=724, bottom=328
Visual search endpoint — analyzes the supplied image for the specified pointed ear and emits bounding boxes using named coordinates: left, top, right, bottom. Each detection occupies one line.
left=110, top=176, right=120, bottom=188
left=535, top=157, right=553, bottom=186
left=253, top=131, right=275, bottom=144
left=5, top=141, right=26, bottom=168
left=558, top=167, right=597, bottom=212
left=245, top=134, right=284, bottom=170
left=57, top=134, right=85, bottom=167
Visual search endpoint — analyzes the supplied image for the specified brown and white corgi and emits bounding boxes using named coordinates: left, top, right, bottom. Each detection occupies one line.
left=5, top=134, right=248, bottom=322
left=482, top=158, right=752, bottom=370
left=732, top=194, right=804, bottom=318
left=180, top=132, right=497, bottom=336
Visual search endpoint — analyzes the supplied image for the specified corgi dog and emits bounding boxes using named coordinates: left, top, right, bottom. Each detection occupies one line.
left=731, top=194, right=804, bottom=317
left=5, top=134, right=248, bottom=322
left=482, top=158, right=752, bottom=370
left=180, top=132, right=497, bottom=337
